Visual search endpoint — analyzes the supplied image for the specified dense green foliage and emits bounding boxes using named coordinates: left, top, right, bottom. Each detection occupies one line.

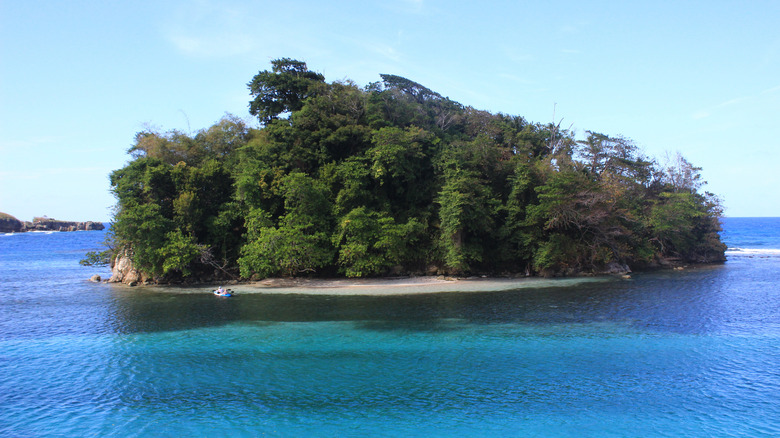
left=106, top=59, right=725, bottom=282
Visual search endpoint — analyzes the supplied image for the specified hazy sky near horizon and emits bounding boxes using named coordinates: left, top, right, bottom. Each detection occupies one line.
left=2, top=0, right=779, bottom=221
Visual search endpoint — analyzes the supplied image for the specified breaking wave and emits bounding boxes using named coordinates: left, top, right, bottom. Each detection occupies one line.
left=726, top=247, right=780, bottom=257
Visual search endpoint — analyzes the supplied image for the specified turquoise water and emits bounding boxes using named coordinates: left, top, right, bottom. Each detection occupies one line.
left=2, top=219, right=780, bottom=437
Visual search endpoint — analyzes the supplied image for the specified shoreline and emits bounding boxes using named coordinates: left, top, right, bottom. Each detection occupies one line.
left=156, top=275, right=617, bottom=296
left=106, top=263, right=731, bottom=295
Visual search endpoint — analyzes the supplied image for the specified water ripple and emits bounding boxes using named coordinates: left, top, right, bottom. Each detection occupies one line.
left=3, top=223, right=780, bottom=436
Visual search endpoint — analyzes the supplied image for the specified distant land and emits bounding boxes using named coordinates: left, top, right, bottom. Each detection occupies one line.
left=0, top=212, right=104, bottom=233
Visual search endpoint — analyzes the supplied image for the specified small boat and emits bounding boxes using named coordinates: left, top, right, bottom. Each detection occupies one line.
left=213, top=288, right=232, bottom=297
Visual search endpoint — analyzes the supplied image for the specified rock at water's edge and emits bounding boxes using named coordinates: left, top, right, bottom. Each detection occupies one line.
left=1, top=213, right=104, bottom=233
left=601, top=262, right=632, bottom=275
left=109, top=250, right=148, bottom=285
left=0, top=212, right=23, bottom=233
left=22, top=218, right=105, bottom=232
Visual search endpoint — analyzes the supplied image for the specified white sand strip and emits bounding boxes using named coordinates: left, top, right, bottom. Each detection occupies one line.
left=222, top=276, right=609, bottom=296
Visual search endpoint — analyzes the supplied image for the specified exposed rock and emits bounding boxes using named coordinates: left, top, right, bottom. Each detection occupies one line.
left=1, top=213, right=105, bottom=233
left=600, top=262, right=632, bottom=275
left=0, top=212, right=23, bottom=233
left=109, top=250, right=149, bottom=285
left=89, top=274, right=102, bottom=283
left=21, top=217, right=105, bottom=232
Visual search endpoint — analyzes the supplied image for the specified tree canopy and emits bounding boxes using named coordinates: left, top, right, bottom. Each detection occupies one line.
left=101, top=58, right=726, bottom=283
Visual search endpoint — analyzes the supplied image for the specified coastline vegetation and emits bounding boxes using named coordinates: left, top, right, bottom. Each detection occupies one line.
left=91, top=58, right=726, bottom=282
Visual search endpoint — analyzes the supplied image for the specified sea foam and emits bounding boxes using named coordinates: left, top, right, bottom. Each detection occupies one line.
left=726, top=247, right=780, bottom=257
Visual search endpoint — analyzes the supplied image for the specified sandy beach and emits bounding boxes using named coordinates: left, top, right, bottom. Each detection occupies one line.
left=220, top=275, right=610, bottom=296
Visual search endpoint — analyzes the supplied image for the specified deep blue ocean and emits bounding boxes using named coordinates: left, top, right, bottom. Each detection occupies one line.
left=1, top=218, right=779, bottom=437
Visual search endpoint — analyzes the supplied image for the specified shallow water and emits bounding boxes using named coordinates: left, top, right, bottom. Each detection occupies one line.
left=1, top=219, right=780, bottom=436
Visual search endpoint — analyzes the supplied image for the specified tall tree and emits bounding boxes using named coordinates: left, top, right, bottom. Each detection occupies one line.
left=248, top=58, right=326, bottom=125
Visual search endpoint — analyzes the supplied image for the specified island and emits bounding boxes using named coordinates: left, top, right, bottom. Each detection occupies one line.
left=0, top=212, right=104, bottom=233
left=94, top=58, right=726, bottom=286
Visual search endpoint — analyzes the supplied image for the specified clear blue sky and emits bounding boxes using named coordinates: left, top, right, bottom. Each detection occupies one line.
left=2, top=0, right=778, bottom=221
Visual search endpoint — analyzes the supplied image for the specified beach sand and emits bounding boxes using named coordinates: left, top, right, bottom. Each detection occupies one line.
left=218, top=275, right=610, bottom=296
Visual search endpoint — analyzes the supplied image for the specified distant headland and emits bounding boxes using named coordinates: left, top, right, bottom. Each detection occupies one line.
left=0, top=212, right=104, bottom=233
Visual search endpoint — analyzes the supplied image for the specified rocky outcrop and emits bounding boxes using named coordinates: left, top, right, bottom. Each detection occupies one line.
left=600, top=261, right=632, bottom=275
left=0, top=213, right=24, bottom=233
left=0, top=213, right=105, bottom=233
left=108, top=250, right=149, bottom=286
left=22, top=217, right=105, bottom=232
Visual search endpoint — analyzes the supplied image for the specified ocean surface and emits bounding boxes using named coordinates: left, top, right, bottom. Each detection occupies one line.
left=1, top=218, right=779, bottom=437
